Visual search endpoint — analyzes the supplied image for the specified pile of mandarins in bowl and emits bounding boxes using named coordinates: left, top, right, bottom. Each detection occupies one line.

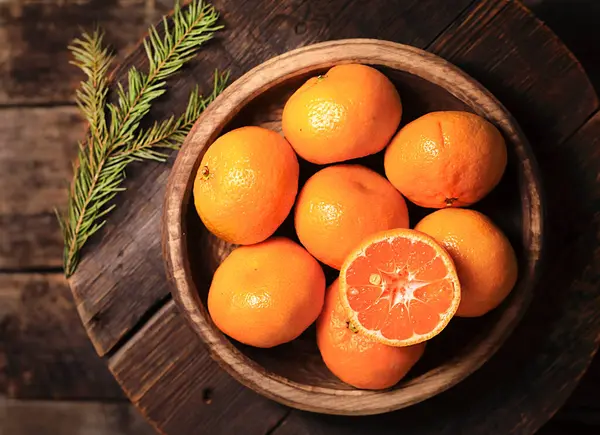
left=193, top=64, right=518, bottom=390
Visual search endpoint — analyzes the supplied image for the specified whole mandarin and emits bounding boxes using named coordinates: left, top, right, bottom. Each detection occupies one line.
left=415, top=208, right=518, bottom=317
left=208, top=237, right=325, bottom=348
left=384, top=111, right=507, bottom=208
left=295, top=165, right=409, bottom=269
left=282, top=64, right=402, bottom=164
left=193, top=126, right=299, bottom=245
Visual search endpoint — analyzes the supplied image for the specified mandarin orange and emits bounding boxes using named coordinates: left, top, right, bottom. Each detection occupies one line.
left=415, top=208, right=518, bottom=317
left=282, top=64, right=402, bottom=164
left=208, top=237, right=325, bottom=348
left=193, top=126, right=298, bottom=245
left=384, top=111, right=507, bottom=208
left=294, top=165, right=409, bottom=270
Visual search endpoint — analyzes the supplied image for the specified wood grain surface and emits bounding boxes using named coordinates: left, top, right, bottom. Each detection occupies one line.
left=522, top=0, right=600, bottom=93
left=0, top=397, right=153, bottom=435
left=0, top=107, right=84, bottom=270
left=429, top=0, right=598, bottom=145
left=109, top=301, right=287, bottom=435
left=0, top=0, right=173, bottom=105
left=0, top=273, right=124, bottom=400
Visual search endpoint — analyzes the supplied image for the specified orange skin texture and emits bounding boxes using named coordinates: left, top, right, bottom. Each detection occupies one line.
left=317, top=280, right=425, bottom=390
left=193, top=126, right=299, bottom=245
left=282, top=64, right=402, bottom=164
left=415, top=208, right=518, bottom=317
left=384, top=111, right=507, bottom=208
left=208, top=238, right=326, bottom=348
left=294, top=165, right=410, bottom=270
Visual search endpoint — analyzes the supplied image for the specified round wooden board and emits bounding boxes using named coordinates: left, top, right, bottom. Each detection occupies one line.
left=68, top=1, right=600, bottom=434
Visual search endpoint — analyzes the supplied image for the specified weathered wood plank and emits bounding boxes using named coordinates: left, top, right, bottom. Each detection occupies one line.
left=523, top=421, right=600, bottom=435
left=0, top=398, right=153, bottom=435
left=533, top=109, right=600, bottom=428
left=68, top=0, right=476, bottom=357
left=0, top=0, right=173, bottom=105
left=555, top=355, right=600, bottom=426
left=534, top=109, right=600, bottom=247
left=0, top=107, right=83, bottom=269
left=429, top=0, right=598, bottom=146
left=524, top=0, right=600, bottom=91
left=0, top=273, right=124, bottom=399
left=108, top=300, right=288, bottom=435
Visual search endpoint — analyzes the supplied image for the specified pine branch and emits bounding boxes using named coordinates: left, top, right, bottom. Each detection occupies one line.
left=60, top=29, right=116, bottom=275
left=107, top=0, right=222, bottom=150
left=112, top=70, right=229, bottom=163
left=60, top=1, right=228, bottom=277
left=68, top=29, right=114, bottom=144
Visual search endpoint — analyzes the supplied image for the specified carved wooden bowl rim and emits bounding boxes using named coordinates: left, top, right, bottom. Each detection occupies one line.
left=162, top=39, right=544, bottom=415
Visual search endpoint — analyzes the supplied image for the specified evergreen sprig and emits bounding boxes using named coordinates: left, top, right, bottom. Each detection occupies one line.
left=69, top=29, right=114, bottom=147
left=58, top=1, right=228, bottom=277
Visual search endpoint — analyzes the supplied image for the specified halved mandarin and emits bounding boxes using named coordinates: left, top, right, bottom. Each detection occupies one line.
left=339, top=228, right=461, bottom=347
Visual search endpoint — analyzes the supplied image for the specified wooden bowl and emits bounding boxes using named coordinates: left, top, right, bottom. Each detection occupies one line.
left=162, top=39, right=543, bottom=416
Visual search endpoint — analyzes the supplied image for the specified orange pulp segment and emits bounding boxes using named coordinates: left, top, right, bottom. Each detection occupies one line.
left=339, top=228, right=461, bottom=347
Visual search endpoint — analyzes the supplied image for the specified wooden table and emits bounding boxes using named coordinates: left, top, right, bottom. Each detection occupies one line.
left=1, top=1, right=599, bottom=434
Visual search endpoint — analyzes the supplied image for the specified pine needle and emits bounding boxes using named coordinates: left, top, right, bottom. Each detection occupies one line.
left=112, top=70, right=229, bottom=163
left=69, top=29, right=113, bottom=148
left=108, top=0, right=222, bottom=150
left=59, top=1, right=228, bottom=277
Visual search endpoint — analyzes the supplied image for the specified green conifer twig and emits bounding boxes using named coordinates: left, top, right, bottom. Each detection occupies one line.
left=58, top=1, right=228, bottom=277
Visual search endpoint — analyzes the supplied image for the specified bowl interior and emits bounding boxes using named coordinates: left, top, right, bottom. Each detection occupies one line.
left=183, top=67, right=525, bottom=390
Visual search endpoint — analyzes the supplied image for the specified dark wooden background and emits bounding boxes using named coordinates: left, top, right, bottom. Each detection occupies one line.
left=0, top=0, right=599, bottom=434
